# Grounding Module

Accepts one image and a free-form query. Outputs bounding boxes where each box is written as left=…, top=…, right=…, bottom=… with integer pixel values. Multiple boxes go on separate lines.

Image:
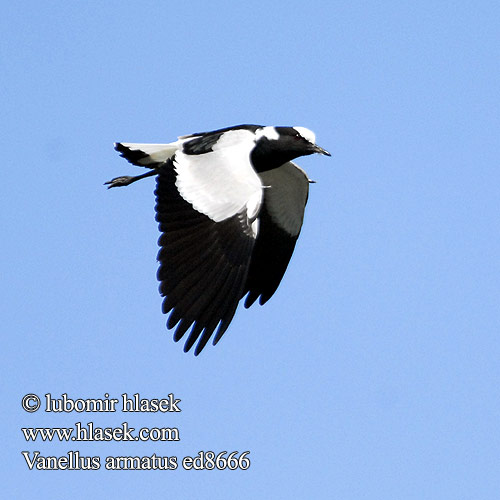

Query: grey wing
left=243, top=162, right=310, bottom=308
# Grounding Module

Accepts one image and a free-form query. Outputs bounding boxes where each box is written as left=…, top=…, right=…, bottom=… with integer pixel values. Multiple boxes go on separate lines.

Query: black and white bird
left=106, top=124, right=330, bottom=355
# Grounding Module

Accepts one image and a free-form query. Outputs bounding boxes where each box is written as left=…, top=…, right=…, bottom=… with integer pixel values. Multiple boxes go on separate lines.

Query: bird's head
left=252, top=126, right=330, bottom=172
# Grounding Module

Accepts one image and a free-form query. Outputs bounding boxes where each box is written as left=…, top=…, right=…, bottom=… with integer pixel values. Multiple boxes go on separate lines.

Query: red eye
left=294, top=134, right=302, bottom=141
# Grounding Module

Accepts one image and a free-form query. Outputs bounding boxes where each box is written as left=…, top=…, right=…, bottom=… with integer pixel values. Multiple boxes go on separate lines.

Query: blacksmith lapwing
left=106, top=124, right=330, bottom=354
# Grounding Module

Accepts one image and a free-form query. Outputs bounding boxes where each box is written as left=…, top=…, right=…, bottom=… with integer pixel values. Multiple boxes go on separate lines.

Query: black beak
left=311, top=144, right=331, bottom=156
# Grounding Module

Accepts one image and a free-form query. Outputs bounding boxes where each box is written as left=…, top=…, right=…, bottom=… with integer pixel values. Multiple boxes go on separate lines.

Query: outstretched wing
left=243, top=162, right=310, bottom=308
left=154, top=129, right=263, bottom=355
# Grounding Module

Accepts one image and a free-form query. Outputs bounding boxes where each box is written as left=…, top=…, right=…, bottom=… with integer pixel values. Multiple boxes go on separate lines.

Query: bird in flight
left=106, top=124, right=330, bottom=355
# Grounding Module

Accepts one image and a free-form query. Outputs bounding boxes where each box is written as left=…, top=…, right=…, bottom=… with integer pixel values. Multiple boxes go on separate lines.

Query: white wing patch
left=174, top=129, right=263, bottom=225
left=258, top=162, right=309, bottom=236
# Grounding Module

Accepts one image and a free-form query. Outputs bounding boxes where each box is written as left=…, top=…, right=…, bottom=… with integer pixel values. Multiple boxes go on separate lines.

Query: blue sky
left=2, top=1, right=499, bottom=498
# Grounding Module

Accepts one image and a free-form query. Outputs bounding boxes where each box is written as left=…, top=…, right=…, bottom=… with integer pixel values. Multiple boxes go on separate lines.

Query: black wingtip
left=243, top=292, right=258, bottom=309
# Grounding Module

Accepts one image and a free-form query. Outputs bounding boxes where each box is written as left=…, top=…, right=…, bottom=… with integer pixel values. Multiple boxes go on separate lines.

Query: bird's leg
left=104, top=169, right=158, bottom=189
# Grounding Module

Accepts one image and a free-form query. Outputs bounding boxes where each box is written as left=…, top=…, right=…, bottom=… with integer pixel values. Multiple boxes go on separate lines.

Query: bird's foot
left=104, top=176, right=135, bottom=188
